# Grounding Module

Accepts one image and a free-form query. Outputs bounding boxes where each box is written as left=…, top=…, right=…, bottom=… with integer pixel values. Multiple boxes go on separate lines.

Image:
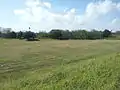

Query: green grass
left=0, top=39, right=120, bottom=90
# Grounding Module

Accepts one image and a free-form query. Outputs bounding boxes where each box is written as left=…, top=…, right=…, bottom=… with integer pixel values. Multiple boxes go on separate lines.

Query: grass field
left=0, top=39, right=120, bottom=90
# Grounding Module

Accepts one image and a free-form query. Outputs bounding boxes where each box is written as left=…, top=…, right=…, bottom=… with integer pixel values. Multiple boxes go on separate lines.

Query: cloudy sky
left=0, top=0, right=120, bottom=32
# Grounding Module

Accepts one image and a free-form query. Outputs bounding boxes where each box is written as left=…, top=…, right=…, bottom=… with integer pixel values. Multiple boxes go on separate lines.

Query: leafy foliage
left=50, top=29, right=62, bottom=39
left=48, top=29, right=108, bottom=40
left=0, top=28, right=119, bottom=40
left=103, top=29, right=112, bottom=37
left=23, top=31, right=37, bottom=41
left=87, top=30, right=103, bottom=40
left=37, top=32, right=49, bottom=39
left=17, top=31, right=23, bottom=39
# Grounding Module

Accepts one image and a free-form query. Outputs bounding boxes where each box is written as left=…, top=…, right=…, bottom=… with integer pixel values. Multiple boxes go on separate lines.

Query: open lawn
left=0, top=39, right=120, bottom=90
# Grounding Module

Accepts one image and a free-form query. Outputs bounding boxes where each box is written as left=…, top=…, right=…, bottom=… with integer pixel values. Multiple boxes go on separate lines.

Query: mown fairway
left=1, top=39, right=120, bottom=90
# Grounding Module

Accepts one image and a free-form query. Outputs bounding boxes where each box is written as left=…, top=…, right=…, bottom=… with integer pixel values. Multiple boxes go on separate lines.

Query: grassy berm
left=0, top=39, right=120, bottom=90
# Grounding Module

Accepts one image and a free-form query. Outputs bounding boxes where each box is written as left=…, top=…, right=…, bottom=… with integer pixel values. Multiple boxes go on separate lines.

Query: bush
left=50, top=29, right=62, bottom=39
left=23, top=31, right=37, bottom=41
left=103, top=29, right=112, bottom=38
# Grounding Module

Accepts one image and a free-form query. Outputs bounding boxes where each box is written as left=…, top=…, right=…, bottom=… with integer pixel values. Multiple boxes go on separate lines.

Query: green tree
left=23, top=31, right=37, bottom=41
left=50, top=29, right=62, bottom=39
left=70, top=30, right=88, bottom=40
left=17, top=31, right=23, bottom=39
left=60, top=30, right=71, bottom=40
left=88, top=30, right=102, bottom=40
left=38, top=32, right=49, bottom=39
left=9, top=31, right=17, bottom=38
left=0, top=31, right=1, bottom=37
left=103, top=29, right=112, bottom=38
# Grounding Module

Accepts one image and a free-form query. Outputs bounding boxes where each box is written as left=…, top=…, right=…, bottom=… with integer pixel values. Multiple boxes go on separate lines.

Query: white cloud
left=14, top=0, right=81, bottom=31
left=14, top=0, right=120, bottom=31
left=64, top=8, right=69, bottom=12
left=43, top=2, right=51, bottom=8
left=112, top=18, right=120, bottom=25
left=25, top=0, right=40, bottom=7
left=117, top=3, right=120, bottom=9
left=14, top=10, right=25, bottom=15
left=107, top=18, right=120, bottom=30
left=81, top=0, right=120, bottom=24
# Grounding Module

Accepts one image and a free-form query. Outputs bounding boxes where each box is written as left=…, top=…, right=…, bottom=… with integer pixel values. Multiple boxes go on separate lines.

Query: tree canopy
left=0, top=28, right=117, bottom=40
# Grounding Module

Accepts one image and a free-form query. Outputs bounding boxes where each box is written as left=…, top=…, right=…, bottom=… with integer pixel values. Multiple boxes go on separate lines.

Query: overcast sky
left=0, top=0, right=120, bottom=32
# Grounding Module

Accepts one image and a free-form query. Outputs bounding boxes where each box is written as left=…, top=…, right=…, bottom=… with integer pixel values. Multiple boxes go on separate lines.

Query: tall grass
left=0, top=39, right=120, bottom=90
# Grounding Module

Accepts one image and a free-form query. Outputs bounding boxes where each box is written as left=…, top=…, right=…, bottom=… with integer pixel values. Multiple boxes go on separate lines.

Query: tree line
left=39, top=29, right=112, bottom=40
left=0, top=29, right=118, bottom=40
left=0, top=30, right=37, bottom=41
